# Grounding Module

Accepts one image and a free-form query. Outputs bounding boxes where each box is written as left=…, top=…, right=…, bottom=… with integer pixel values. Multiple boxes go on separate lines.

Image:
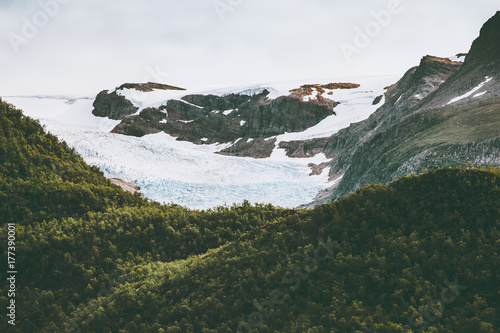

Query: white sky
left=0, top=0, right=498, bottom=96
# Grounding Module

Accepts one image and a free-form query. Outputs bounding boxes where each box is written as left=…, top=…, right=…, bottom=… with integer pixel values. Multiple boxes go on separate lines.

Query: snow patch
left=177, top=99, right=203, bottom=109
left=223, top=109, right=236, bottom=115
left=303, top=90, right=319, bottom=102
left=2, top=96, right=119, bottom=132
left=447, top=77, right=492, bottom=105
left=273, top=76, right=393, bottom=143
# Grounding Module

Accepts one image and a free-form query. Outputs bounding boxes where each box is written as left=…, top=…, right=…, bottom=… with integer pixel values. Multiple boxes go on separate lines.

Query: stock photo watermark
left=213, top=0, right=244, bottom=21
left=3, top=224, right=17, bottom=326
left=340, top=0, right=408, bottom=63
left=7, top=0, right=72, bottom=54
left=408, top=277, right=467, bottom=332
left=236, top=235, right=340, bottom=332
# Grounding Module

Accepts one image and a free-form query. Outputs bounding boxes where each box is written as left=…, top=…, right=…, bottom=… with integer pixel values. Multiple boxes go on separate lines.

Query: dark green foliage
left=0, top=99, right=498, bottom=332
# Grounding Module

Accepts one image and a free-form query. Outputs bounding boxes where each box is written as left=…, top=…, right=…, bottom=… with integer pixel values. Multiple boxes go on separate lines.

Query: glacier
left=3, top=76, right=396, bottom=209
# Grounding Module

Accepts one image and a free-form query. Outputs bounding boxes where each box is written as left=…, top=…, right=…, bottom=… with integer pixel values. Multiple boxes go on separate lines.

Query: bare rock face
left=278, top=138, right=329, bottom=158
left=417, top=11, right=500, bottom=110
left=288, top=13, right=500, bottom=206
left=92, top=83, right=186, bottom=120
left=383, top=55, right=462, bottom=114
left=92, top=90, right=138, bottom=120
left=217, top=138, right=277, bottom=158
left=111, top=108, right=164, bottom=137
left=109, top=178, right=142, bottom=196
left=92, top=81, right=376, bottom=157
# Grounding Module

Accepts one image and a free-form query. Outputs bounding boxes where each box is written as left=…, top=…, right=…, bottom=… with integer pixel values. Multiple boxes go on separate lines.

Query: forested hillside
left=0, top=99, right=499, bottom=332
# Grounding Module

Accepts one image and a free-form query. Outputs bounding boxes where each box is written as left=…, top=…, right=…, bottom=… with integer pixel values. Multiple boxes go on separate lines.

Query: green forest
left=0, top=98, right=498, bottom=332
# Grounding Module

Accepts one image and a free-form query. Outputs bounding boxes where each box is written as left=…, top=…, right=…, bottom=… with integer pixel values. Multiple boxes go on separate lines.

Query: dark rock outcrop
left=278, top=138, right=329, bottom=158
left=92, top=90, right=139, bottom=120
left=217, top=138, right=277, bottom=158
left=118, top=82, right=185, bottom=92
left=92, top=83, right=186, bottom=120
left=111, top=108, right=164, bottom=137
left=416, top=11, right=500, bottom=109
left=372, top=95, right=383, bottom=105
left=463, top=11, right=500, bottom=71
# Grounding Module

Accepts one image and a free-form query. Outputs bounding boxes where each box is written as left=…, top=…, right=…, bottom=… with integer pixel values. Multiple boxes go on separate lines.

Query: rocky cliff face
left=92, top=90, right=139, bottom=120
left=383, top=55, right=462, bottom=114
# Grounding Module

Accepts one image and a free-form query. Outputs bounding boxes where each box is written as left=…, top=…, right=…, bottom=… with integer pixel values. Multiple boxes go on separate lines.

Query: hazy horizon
left=0, top=0, right=498, bottom=97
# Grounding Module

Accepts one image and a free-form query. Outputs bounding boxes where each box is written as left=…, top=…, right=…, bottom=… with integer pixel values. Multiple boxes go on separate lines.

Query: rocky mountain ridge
left=92, top=82, right=365, bottom=158
left=296, top=12, right=500, bottom=205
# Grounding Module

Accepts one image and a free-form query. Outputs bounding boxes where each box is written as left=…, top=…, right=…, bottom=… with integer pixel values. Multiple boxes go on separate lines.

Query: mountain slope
left=98, top=168, right=497, bottom=333
left=285, top=12, right=500, bottom=205
left=0, top=98, right=289, bottom=331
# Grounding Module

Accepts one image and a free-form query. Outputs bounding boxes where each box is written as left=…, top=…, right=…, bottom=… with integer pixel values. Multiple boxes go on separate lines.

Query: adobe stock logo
left=213, top=0, right=244, bottom=21
left=340, top=0, right=404, bottom=63
left=7, top=0, right=71, bottom=54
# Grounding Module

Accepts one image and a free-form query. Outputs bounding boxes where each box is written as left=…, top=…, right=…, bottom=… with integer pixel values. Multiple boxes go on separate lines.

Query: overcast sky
left=0, top=0, right=498, bottom=96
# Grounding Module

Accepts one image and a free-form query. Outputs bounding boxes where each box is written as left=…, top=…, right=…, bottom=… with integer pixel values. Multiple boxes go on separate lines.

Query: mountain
left=3, top=14, right=500, bottom=211
left=285, top=12, right=500, bottom=205
left=92, top=82, right=356, bottom=158
left=1, top=97, right=499, bottom=332
left=83, top=12, right=500, bottom=208
left=4, top=76, right=391, bottom=209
